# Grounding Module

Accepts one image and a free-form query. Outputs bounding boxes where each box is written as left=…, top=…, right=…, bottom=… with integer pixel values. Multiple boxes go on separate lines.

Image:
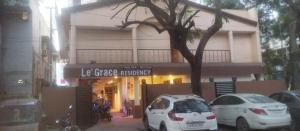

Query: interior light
left=21, top=11, right=29, bottom=21
left=170, top=79, right=174, bottom=84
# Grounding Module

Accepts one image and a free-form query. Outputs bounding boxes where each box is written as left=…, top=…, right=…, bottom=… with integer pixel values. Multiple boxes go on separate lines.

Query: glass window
left=0, top=105, right=39, bottom=126
left=161, top=98, right=170, bottom=109
left=227, top=96, right=245, bottom=105
left=174, top=99, right=210, bottom=113
left=151, top=99, right=161, bottom=109
left=244, top=95, right=276, bottom=104
left=281, top=94, right=295, bottom=103
left=151, top=98, right=169, bottom=109
left=212, top=96, right=227, bottom=105
left=270, top=94, right=282, bottom=101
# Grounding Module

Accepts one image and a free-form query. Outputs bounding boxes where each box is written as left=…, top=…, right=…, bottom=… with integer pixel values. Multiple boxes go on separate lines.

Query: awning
left=64, top=63, right=264, bottom=79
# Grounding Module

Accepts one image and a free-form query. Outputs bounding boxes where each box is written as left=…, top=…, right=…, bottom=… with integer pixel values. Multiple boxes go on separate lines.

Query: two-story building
left=61, top=0, right=264, bottom=125
left=0, top=0, right=53, bottom=99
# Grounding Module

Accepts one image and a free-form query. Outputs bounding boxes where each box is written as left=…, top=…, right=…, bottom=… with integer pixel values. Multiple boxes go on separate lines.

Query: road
left=85, top=113, right=290, bottom=131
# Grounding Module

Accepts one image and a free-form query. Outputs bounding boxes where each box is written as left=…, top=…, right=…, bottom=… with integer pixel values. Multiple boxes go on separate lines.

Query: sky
left=39, top=0, right=72, bottom=51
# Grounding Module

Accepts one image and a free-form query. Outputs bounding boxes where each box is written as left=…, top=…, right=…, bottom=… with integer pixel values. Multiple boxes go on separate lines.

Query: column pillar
left=70, top=26, right=77, bottom=64
left=133, top=77, right=140, bottom=105
left=228, top=31, right=234, bottom=62
left=132, top=28, right=138, bottom=63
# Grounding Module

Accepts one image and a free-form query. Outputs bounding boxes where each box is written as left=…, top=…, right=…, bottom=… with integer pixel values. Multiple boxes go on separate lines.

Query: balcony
left=76, top=49, right=133, bottom=63
left=76, top=49, right=231, bottom=64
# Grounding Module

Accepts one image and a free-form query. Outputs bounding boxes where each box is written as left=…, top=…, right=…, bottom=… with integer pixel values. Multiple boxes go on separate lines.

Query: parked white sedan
left=210, top=93, right=291, bottom=131
left=144, top=95, right=218, bottom=131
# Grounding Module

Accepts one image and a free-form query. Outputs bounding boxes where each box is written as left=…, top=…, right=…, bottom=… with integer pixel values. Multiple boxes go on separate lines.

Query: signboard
left=81, top=66, right=152, bottom=78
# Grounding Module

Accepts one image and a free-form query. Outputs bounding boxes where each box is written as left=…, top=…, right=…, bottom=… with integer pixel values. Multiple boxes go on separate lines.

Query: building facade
left=0, top=0, right=53, bottom=98
left=61, top=0, right=264, bottom=124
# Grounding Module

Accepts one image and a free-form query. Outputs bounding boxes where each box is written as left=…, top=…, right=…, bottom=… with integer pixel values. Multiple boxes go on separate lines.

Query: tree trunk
left=289, top=21, right=300, bottom=90
left=171, top=48, right=182, bottom=63
left=190, top=63, right=202, bottom=96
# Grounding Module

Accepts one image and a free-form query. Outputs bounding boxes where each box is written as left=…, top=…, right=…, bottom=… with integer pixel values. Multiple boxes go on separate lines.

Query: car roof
left=160, top=94, right=205, bottom=101
left=0, top=98, right=39, bottom=107
left=222, top=93, right=265, bottom=98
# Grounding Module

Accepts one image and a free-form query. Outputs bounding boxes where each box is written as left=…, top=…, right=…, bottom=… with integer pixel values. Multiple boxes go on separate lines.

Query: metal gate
left=215, top=82, right=236, bottom=97
left=76, top=80, right=93, bottom=128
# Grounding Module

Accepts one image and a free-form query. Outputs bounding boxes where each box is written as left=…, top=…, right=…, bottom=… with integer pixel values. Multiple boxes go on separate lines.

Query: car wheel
left=143, top=116, right=151, bottom=131
left=160, top=125, right=167, bottom=131
left=237, top=118, right=251, bottom=131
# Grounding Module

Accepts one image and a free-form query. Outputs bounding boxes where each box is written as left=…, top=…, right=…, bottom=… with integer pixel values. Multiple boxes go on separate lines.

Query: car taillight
left=168, top=111, right=184, bottom=121
left=206, top=113, right=216, bottom=120
left=249, top=108, right=268, bottom=115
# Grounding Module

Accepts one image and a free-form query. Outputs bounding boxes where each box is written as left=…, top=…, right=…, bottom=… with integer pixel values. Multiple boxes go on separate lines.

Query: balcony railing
left=76, top=49, right=231, bottom=64
left=138, top=49, right=231, bottom=63
left=76, top=49, right=133, bottom=63
left=190, top=49, right=231, bottom=63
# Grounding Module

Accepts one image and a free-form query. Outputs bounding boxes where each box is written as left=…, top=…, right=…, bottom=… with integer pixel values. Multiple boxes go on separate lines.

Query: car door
left=210, top=96, right=229, bottom=124
left=147, top=99, right=160, bottom=128
left=150, top=98, right=165, bottom=129
left=156, top=98, right=170, bottom=123
left=281, top=93, right=299, bottom=119
left=225, top=96, right=245, bottom=126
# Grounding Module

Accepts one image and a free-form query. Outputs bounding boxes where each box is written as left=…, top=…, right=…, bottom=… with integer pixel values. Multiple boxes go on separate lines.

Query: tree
left=112, top=0, right=224, bottom=95
left=262, top=45, right=285, bottom=79
left=284, top=0, right=300, bottom=90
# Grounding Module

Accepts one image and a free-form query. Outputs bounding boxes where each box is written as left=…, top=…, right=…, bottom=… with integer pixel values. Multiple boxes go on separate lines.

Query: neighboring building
left=0, top=0, right=53, bottom=98
left=61, top=0, right=264, bottom=125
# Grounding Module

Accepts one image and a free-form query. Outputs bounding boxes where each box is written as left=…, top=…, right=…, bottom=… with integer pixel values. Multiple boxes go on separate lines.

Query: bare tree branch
left=125, top=5, right=138, bottom=22
left=178, top=5, right=189, bottom=25
left=195, top=0, right=223, bottom=59
left=111, top=2, right=136, bottom=19
left=183, top=10, right=200, bottom=27
left=119, top=21, right=166, bottom=33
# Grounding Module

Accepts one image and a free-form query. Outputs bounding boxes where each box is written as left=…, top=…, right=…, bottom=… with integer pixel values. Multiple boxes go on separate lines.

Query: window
left=212, top=96, right=229, bottom=105
left=244, top=95, right=276, bottom=104
left=174, top=99, right=210, bottom=113
left=151, top=98, right=169, bottom=109
left=270, top=93, right=282, bottom=101
left=227, top=96, right=245, bottom=105
left=281, top=94, right=295, bottom=103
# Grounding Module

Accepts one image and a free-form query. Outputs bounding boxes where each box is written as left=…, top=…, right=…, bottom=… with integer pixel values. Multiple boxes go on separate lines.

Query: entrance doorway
left=76, top=77, right=137, bottom=127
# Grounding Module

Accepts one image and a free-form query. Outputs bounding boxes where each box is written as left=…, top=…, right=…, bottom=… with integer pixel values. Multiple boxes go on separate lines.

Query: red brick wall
left=42, top=87, right=76, bottom=126
left=236, top=80, right=287, bottom=96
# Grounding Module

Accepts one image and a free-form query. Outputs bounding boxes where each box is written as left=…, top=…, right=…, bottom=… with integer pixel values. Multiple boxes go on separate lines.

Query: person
left=124, top=99, right=132, bottom=116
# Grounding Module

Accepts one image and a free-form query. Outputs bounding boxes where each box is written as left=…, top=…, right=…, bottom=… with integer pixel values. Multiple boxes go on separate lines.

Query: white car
left=210, top=93, right=291, bottom=131
left=143, top=95, right=218, bottom=131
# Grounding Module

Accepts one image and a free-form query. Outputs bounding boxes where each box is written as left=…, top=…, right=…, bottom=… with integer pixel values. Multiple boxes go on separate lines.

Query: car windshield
left=244, top=95, right=276, bottom=104
left=174, top=99, right=210, bottom=113
left=0, top=104, right=39, bottom=126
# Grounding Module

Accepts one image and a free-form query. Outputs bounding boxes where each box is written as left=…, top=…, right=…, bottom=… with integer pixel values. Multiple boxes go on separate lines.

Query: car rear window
left=244, top=95, right=276, bottom=104
left=173, top=99, right=210, bottom=113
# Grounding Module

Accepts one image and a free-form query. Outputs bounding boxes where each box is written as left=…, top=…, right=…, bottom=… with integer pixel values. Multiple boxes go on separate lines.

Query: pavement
left=84, top=113, right=290, bottom=131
